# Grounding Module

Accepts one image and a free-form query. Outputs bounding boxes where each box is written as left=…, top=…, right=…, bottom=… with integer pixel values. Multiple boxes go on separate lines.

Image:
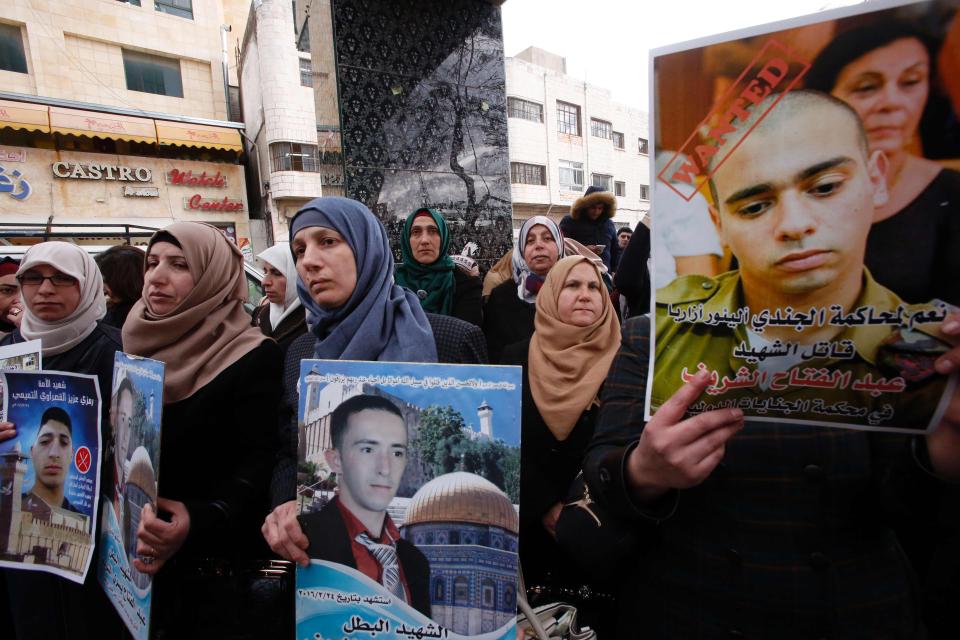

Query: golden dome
left=404, top=472, right=518, bottom=534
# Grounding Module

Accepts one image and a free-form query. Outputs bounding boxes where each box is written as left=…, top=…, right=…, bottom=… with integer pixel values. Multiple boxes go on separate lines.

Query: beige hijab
left=122, top=222, right=266, bottom=403
left=528, top=255, right=621, bottom=440
left=18, top=242, right=106, bottom=356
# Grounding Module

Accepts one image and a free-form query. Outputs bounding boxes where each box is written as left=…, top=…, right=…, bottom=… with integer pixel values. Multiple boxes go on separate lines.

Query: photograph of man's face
left=113, top=385, right=135, bottom=472
left=708, top=93, right=887, bottom=306
left=31, top=416, right=72, bottom=493
left=326, top=408, right=408, bottom=522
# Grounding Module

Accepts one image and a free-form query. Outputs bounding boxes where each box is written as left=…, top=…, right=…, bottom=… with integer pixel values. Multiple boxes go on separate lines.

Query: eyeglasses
left=17, top=272, right=78, bottom=287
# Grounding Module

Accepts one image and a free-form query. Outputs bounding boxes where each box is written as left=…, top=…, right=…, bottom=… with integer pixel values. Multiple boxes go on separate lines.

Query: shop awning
left=49, top=106, right=158, bottom=144
left=0, top=99, right=50, bottom=133
left=155, top=120, right=243, bottom=152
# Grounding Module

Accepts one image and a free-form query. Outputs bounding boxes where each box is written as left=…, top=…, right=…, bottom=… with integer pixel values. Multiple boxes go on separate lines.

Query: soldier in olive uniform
left=653, top=90, right=952, bottom=431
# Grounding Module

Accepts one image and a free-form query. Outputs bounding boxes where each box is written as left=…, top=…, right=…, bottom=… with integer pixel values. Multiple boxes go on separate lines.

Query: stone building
left=0, top=0, right=255, bottom=253
left=506, top=46, right=651, bottom=228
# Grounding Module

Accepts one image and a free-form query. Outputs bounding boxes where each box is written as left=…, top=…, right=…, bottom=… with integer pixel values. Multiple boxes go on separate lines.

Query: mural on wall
left=332, top=0, right=513, bottom=270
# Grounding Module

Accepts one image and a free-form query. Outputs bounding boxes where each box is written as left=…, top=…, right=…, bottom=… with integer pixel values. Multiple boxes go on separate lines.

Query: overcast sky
left=501, top=0, right=864, bottom=110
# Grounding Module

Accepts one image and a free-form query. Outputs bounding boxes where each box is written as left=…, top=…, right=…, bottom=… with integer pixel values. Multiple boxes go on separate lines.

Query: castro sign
left=52, top=162, right=152, bottom=182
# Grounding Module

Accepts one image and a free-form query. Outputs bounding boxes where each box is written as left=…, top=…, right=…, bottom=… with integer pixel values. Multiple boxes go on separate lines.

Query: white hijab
left=257, top=243, right=302, bottom=329
left=18, top=242, right=106, bottom=356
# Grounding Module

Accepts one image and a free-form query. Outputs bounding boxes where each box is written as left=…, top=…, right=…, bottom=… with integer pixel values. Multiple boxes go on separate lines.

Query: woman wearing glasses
left=0, top=242, right=124, bottom=639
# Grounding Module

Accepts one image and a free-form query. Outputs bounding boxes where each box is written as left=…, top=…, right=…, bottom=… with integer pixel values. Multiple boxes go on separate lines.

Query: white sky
left=501, top=0, right=864, bottom=110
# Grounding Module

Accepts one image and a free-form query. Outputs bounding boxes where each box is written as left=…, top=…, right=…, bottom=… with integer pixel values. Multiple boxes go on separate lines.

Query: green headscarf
left=395, top=208, right=456, bottom=315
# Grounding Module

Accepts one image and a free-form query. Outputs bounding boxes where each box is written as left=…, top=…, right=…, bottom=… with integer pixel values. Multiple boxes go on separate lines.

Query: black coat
left=158, top=340, right=282, bottom=564
left=1, top=322, right=124, bottom=640
left=450, top=268, right=482, bottom=327
left=482, top=280, right=535, bottom=364
left=613, top=224, right=651, bottom=317
left=148, top=340, right=282, bottom=638
left=501, top=338, right=598, bottom=587
left=559, top=214, right=621, bottom=270
left=299, top=500, right=431, bottom=617
left=252, top=303, right=309, bottom=355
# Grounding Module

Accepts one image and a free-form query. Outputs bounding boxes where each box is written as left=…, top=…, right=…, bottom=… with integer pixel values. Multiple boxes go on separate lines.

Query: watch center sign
left=166, top=168, right=228, bottom=187
left=184, top=194, right=244, bottom=212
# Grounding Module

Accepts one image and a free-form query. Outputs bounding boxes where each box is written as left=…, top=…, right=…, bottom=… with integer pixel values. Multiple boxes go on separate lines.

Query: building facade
left=0, top=0, right=253, bottom=253
left=238, top=0, right=324, bottom=246
left=506, top=47, right=650, bottom=228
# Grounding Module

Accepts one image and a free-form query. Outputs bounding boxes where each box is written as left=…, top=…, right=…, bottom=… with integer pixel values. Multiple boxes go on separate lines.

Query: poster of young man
left=647, top=0, right=960, bottom=433
left=0, top=370, right=101, bottom=584
left=295, top=360, right=521, bottom=640
left=97, top=353, right=164, bottom=640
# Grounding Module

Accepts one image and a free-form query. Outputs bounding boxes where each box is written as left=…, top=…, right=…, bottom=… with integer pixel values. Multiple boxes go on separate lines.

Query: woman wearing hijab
left=253, top=243, right=307, bottom=353
left=806, top=21, right=960, bottom=305
left=482, top=215, right=564, bottom=363
left=395, top=207, right=482, bottom=326
left=262, top=196, right=487, bottom=568
left=122, top=222, right=282, bottom=639
left=501, top=255, right=621, bottom=634
left=0, top=242, right=123, bottom=639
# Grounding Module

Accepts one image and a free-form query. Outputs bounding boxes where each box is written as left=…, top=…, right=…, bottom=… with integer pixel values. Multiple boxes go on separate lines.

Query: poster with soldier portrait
left=295, top=359, right=521, bottom=640
left=0, top=370, right=101, bottom=583
left=647, top=0, right=960, bottom=432
left=97, top=353, right=164, bottom=640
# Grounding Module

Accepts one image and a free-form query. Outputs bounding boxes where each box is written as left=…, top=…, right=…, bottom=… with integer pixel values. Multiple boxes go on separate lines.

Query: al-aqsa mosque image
left=402, top=472, right=518, bottom=635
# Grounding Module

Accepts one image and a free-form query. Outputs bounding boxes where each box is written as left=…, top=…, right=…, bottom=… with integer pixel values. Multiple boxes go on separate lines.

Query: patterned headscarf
left=512, top=216, right=564, bottom=303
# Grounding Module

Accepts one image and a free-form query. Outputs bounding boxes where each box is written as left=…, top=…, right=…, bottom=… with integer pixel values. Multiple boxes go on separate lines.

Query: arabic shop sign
left=0, top=148, right=25, bottom=162
left=184, top=194, right=244, bottom=212
left=166, top=168, right=227, bottom=188
left=52, top=162, right=152, bottom=182
left=0, top=165, right=31, bottom=200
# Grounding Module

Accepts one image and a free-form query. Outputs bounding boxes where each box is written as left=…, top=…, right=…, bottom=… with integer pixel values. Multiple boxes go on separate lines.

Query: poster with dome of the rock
left=295, top=360, right=521, bottom=640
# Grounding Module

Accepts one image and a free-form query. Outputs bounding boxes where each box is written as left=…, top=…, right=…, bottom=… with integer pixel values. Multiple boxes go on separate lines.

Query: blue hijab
left=290, top=197, right=437, bottom=362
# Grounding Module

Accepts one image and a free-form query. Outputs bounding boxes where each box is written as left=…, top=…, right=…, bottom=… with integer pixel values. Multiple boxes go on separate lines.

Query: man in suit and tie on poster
left=299, top=394, right=431, bottom=616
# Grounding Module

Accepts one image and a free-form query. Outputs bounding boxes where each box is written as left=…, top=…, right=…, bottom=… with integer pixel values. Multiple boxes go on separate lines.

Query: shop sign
left=0, top=165, right=31, bottom=200
left=166, top=168, right=227, bottom=188
left=184, top=194, right=244, bottom=212
left=122, top=185, right=160, bottom=198
left=52, top=162, right=152, bottom=182
left=0, top=148, right=25, bottom=162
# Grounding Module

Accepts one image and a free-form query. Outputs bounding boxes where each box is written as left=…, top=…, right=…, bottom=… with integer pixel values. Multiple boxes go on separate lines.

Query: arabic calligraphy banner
left=97, top=353, right=165, bottom=640
left=646, top=0, right=960, bottom=433
left=0, top=370, right=101, bottom=583
left=295, top=360, right=521, bottom=640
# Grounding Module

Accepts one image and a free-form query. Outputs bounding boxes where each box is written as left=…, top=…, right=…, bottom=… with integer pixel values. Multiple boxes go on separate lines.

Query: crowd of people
left=1, top=19, right=960, bottom=639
